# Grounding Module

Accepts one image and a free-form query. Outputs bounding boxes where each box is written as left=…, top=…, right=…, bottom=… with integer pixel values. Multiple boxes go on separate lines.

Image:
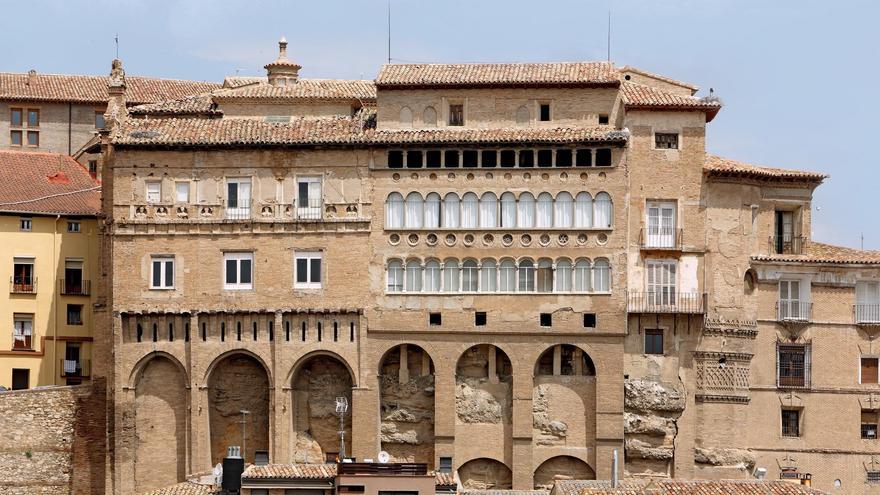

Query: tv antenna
left=239, top=409, right=251, bottom=462
left=335, top=397, right=349, bottom=460
left=387, top=0, right=392, bottom=63
left=114, top=33, right=119, bottom=59
left=606, top=11, right=612, bottom=62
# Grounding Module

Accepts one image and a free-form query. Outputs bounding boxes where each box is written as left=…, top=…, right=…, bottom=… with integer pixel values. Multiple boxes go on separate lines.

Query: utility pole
left=335, top=397, right=349, bottom=460
left=239, top=409, right=250, bottom=462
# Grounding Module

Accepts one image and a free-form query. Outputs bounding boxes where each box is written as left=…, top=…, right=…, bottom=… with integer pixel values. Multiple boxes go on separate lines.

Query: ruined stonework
left=623, top=379, right=685, bottom=477
left=292, top=357, right=353, bottom=462
left=458, top=458, right=513, bottom=490
left=694, top=447, right=756, bottom=470
left=533, top=455, right=594, bottom=490
left=208, top=355, right=270, bottom=465
left=379, top=345, right=435, bottom=464
left=532, top=378, right=594, bottom=447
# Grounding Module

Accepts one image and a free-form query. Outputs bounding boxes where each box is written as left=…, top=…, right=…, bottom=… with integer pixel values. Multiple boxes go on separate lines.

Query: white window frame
left=223, top=252, right=254, bottom=290
left=226, top=177, right=252, bottom=218
left=778, top=278, right=809, bottom=320
left=175, top=181, right=190, bottom=203
left=856, top=281, right=880, bottom=324
left=67, top=220, right=81, bottom=233
left=646, top=259, right=677, bottom=305
left=653, top=131, right=680, bottom=150
left=646, top=201, right=676, bottom=248
left=145, top=180, right=162, bottom=204
left=150, top=256, right=175, bottom=290
left=296, top=176, right=322, bottom=219
left=294, top=251, right=323, bottom=289
left=19, top=217, right=32, bottom=232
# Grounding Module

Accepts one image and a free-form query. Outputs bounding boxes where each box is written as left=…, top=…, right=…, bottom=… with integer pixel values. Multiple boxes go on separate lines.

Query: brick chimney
left=264, top=37, right=301, bottom=86
left=27, top=69, right=36, bottom=86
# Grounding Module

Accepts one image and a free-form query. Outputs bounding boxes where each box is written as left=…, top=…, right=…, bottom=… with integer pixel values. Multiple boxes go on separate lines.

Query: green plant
left=24, top=450, right=32, bottom=459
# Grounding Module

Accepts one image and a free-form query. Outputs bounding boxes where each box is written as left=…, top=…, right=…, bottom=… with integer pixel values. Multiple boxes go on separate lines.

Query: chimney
left=103, top=59, right=128, bottom=132
left=264, top=36, right=301, bottom=86
left=221, top=446, right=244, bottom=495
left=27, top=69, right=36, bottom=86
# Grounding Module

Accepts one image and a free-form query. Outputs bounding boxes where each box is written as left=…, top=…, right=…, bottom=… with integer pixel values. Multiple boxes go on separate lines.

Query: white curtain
left=424, top=193, right=441, bottom=228
left=461, top=193, right=479, bottom=228
left=405, top=260, right=422, bottom=292
left=536, top=193, right=553, bottom=228
left=500, top=192, right=517, bottom=228
left=405, top=192, right=423, bottom=228
left=594, top=192, right=612, bottom=228
left=593, top=258, right=610, bottom=292
left=443, top=259, right=459, bottom=292
left=574, top=259, right=591, bottom=292
left=499, top=260, right=516, bottom=292
left=424, top=260, right=441, bottom=292
left=387, top=260, right=404, bottom=292
left=480, top=260, right=497, bottom=292
left=556, top=259, right=572, bottom=292
left=443, top=193, right=460, bottom=228
left=518, top=259, right=535, bottom=292
left=479, top=193, right=498, bottom=228
left=574, top=192, right=593, bottom=228
left=462, top=260, right=479, bottom=291
left=518, top=193, right=535, bottom=228
left=555, top=192, right=573, bottom=228
left=386, top=193, right=404, bottom=228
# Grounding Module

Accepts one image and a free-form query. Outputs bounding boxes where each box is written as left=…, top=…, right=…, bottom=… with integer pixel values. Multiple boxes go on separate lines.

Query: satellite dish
left=378, top=451, right=390, bottom=464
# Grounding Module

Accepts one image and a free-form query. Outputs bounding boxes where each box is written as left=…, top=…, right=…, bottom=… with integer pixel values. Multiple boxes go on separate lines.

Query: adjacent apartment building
left=93, top=41, right=880, bottom=494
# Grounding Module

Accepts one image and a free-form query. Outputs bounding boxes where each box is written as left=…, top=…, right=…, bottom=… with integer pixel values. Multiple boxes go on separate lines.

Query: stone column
left=488, top=345, right=498, bottom=384
left=351, top=386, right=379, bottom=461
left=511, top=349, right=534, bottom=490
left=433, top=354, right=455, bottom=469
left=399, top=344, right=409, bottom=384
left=553, top=345, right=562, bottom=376
left=273, top=311, right=287, bottom=464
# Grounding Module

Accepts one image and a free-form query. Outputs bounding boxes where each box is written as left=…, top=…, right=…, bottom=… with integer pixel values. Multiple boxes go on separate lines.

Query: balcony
left=60, top=279, right=91, bottom=296
left=627, top=291, right=705, bottom=314
left=770, top=235, right=805, bottom=255
left=639, top=227, right=683, bottom=250
left=60, top=359, right=90, bottom=378
left=292, top=198, right=323, bottom=220
left=10, top=277, right=37, bottom=294
left=855, top=304, right=880, bottom=325
left=776, top=301, right=812, bottom=323
left=337, top=462, right=428, bottom=476
left=224, top=199, right=252, bottom=220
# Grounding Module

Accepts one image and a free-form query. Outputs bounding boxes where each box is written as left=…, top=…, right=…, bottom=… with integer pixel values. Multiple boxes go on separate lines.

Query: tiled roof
left=621, top=82, right=721, bottom=121
left=242, top=463, right=337, bottom=480
left=0, top=150, right=100, bottom=216
left=459, top=491, right=547, bottom=495
left=434, top=470, right=457, bottom=488
left=376, top=62, right=618, bottom=88
left=129, top=94, right=219, bottom=116
left=0, top=72, right=218, bottom=104
left=752, top=241, right=880, bottom=265
left=213, top=80, right=376, bottom=101
left=704, top=155, right=827, bottom=183
left=553, top=479, right=828, bottom=495
left=141, top=481, right=218, bottom=495
left=223, top=76, right=267, bottom=88
left=618, top=65, right=700, bottom=92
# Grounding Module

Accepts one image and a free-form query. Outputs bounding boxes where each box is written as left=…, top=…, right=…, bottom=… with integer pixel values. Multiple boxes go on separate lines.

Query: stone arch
left=399, top=106, right=413, bottom=127
left=207, top=352, right=270, bottom=465
left=128, top=350, right=188, bottom=389
left=134, top=354, right=188, bottom=494
left=203, top=348, right=272, bottom=385
left=290, top=353, right=355, bottom=463
left=532, top=345, right=596, bottom=450
left=378, top=344, right=435, bottom=466
left=458, top=457, right=512, bottom=490
left=533, top=455, right=594, bottom=489
left=455, top=345, right=513, bottom=467
left=423, top=106, right=437, bottom=127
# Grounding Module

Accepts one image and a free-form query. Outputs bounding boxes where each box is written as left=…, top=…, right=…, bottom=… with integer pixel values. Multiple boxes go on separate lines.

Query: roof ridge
left=0, top=71, right=217, bottom=84
left=381, top=60, right=614, bottom=66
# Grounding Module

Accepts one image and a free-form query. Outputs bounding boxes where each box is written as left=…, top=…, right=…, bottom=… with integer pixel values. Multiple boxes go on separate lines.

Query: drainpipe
left=53, top=214, right=60, bottom=384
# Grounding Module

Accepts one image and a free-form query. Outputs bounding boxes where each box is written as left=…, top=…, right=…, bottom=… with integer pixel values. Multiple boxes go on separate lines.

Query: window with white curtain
left=500, top=259, right=516, bottom=292
left=536, top=259, right=553, bottom=292
left=480, top=259, right=497, bottom=292
left=518, top=259, right=535, bottom=292
left=443, top=259, right=460, bottom=292
left=536, top=193, right=553, bottom=228
left=556, top=259, right=572, bottom=292
left=461, top=193, right=479, bottom=228
left=462, top=260, right=479, bottom=291
left=479, top=193, right=498, bottom=228
left=405, top=260, right=423, bottom=292
left=594, top=192, right=612, bottom=228
left=593, top=258, right=611, bottom=292
left=574, top=192, right=593, bottom=228
left=387, top=260, right=403, bottom=292
left=424, top=193, right=441, bottom=228
left=555, top=192, right=573, bottom=228
left=518, top=193, right=535, bottom=228
left=425, top=259, right=441, bottom=292
left=646, top=260, right=676, bottom=305
left=405, top=192, right=424, bottom=228
left=443, top=193, right=460, bottom=228
left=575, top=259, right=592, bottom=292
left=386, top=193, right=404, bottom=228
left=500, top=192, right=517, bottom=228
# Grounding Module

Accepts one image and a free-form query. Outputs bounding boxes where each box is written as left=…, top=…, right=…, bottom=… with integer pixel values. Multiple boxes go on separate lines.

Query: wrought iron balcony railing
left=60, top=279, right=91, bottom=296
left=627, top=291, right=705, bottom=314
left=776, top=301, right=812, bottom=322
left=855, top=304, right=880, bottom=325
left=639, top=227, right=683, bottom=250
left=770, top=235, right=805, bottom=255
left=10, top=276, right=36, bottom=294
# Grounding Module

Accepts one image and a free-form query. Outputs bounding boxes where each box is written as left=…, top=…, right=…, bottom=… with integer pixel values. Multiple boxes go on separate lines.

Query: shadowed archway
left=207, top=353, right=270, bottom=465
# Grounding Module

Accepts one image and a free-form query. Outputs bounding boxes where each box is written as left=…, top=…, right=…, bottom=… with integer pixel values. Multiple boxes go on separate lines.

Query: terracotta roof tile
left=704, top=155, right=827, bottom=182
left=434, top=470, right=457, bottom=488
left=621, top=82, right=721, bottom=122
left=141, top=481, right=219, bottom=495
left=242, top=463, right=337, bottom=480
left=0, top=72, right=218, bottom=104
left=213, top=80, right=376, bottom=101
left=458, top=491, right=547, bottom=495
left=0, top=150, right=100, bottom=215
left=129, top=94, right=219, bottom=116
left=376, top=62, right=618, bottom=88
left=553, top=479, right=828, bottom=495
left=618, top=65, right=700, bottom=92
left=752, top=241, right=880, bottom=265
left=223, top=76, right=267, bottom=88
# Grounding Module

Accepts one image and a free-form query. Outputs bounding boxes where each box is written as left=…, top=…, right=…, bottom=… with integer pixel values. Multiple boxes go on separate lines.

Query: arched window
left=536, top=193, right=553, bottom=228
left=405, top=260, right=422, bottom=292
left=499, top=259, right=516, bottom=292
left=594, top=258, right=611, bottom=292
left=405, top=192, right=423, bottom=229
left=574, top=192, right=593, bottom=228
left=443, top=193, right=460, bottom=228
left=386, top=192, right=404, bottom=228
left=480, top=259, right=497, bottom=292
left=556, top=259, right=573, bottom=292
left=443, top=259, right=459, bottom=292
left=516, top=105, right=530, bottom=125
left=518, top=258, right=535, bottom=292
left=594, top=192, right=612, bottom=228
left=500, top=192, right=517, bottom=227
left=423, top=106, right=437, bottom=127
left=462, top=259, right=479, bottom=292
left=479, top=192, right=498, bottom=228
left=424, top=193, right=441, bottom=228
left=574, top=259, right=591, bottom=292
left=387, top=260, right=403, bottom=292
left=536, top=259, right=553, bottom=292
left=518, top=193, right=535, bottom=228
left=555, top=192, right=573, bottom=228
left=399, top=106, right=413, bottom=128
left=424, top=259, right=441, bottom=292
left=461, top=193, right=479, bottom=228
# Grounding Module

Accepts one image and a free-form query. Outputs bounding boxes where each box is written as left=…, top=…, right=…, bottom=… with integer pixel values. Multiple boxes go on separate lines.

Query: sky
left=2, top=0, right=877, bottom=249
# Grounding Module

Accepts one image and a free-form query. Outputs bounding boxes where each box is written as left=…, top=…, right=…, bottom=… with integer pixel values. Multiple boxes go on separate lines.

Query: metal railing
left=856, top=304, right=880, bottom=325
left=770, top=235, right=805, bottom=255
left=224, top=199, right=252, bottom=220
left=776, top=301, right=812, bottom=322
left=338, top=462, right=428, bottom=476
left=627, top=291, right=705, bottom=314
left=60, top=279, right=91, bottom=296
left=10, top=276, right=37, bottom=294
left=60, top=359, right=90, bottom=378
left=639, top=227, right=683, bottom=250
left=292, top=198, right=323, bottom=220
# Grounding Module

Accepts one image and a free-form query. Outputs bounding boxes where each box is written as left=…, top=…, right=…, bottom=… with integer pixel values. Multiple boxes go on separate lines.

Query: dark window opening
left=66, top=305, right=83, bottom=325
left=448, top=104, right=464, bottom=126
left=168, top=322, right=173, bottom=342
left=519, top=150, right=534, bottom=168
left=576, top=149, right=592, bottom=167
left=862, top=411, right=878, bottom=439
left=185, top=322, right=190, bottom=342
left=318, top=321, right=322, bottom=342
left=539, top=313, right=552, bottom=327
left=152, top=323, right=158, bottom=343
left=201, top=322, right=206, bottom=341
left=537, top=149, right=553, bottom=167
left=137, top=324, right=143, bottom=343
left=475, top=311, right=487, bottom=326
left=500, top=150, right=516, bottom=168
left=388, top=150, right=403, bottom=169
left=333, top=321, right=338, bottom=342
left=426, top=150, right=442, bottom=168
left=583, top=313, right=597, bottom=328
left=782, top=409, right=801, bottom=437
left=406, top=150, right=423, bottom=168
left=350, top=322, right=355, bottom=341
left=12, top=369, right=29, bottom=390
left=301, top=321, right=307, bottom=341
left=645, top=329, right=663, bottom=355
left=220, top=322, right=225, bottom=342
left=236, top=322, right=242, bottom=341
left=444, top=149, right=460, bottom=168
left=481, top=150, right=497, bottom=168
left=596, top=148, right=612, bottom=167
left=268, top=320, right=274, bottom=342
left=462, top=150, right=478, bottom=168
left=655, top=132, right=679, bottom=149
left=598, top=114, right=609, bottom=125
left=429, top=312, right=442, bottom=326
left=284, top=321, right=290, bottom=341
left=539, top=104, right=551, bottom=121
left=253, top=321, right=258, bottom=341
left=439, top=456, right=453, bottom=473
left=556, top=149, right=572, bottom=167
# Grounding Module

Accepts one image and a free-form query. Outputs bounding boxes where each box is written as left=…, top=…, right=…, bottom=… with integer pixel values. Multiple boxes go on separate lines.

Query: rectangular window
left=67, top=221, right=81, bottom=233
left=11, top=368, right=29, bottom=390
left=150, top=256, right=175, bottom=289
left=869, top=471, right=880, bottom=484
left=655, top=132, right=678, bottom=149
left=294, top=251, right=322, bottom=289
left=174, top=182, right=190, bottom=203
left=862, top=357, right=879, bottom=384
left=475, top=312, right=487, bottom=326
left=583, top=313, right=597, bottom=328
left=10, top=108, right=22, bottom=126
left=296, top=177, right=322, bottom=219
left=500, top=149, right=516, bottom=168
left=646, top=260, right=677, bottom=306
left=481, top=150, right=497, bottom=168
left=387, top=150, right=404, bottom=168
left=862, top=411, right=878, bottom=439
left=539, top=103, right=551, bottom=121
left=26, top=131, right=39, bottom=147
left=425, top=150, right=442, bottom=168
left=19, top=218, right=32, bottom=231
left=439, top=456, right=453, bottom=473
left=857, top=281, right=880, bottom=324
left=774, top=210, right=798, bottom=254
left=63, top=259, right=85, bottom=295
left=12, top=257, right=34, bottom=292
left=539, top=313, right=552, bottom=327
left=555, top=149, right=572, bottom=167
left=645, top=329, right=664, bottom=355
left=448, top=104, right=464, bottom=126
left=12, top=314, right=33, bottom=350
left=223, top=252, right=253, bottom=290
left=95, top=111, right=105, bottom=129
left=598, top=114, right=609, bottom=125
left=778, top=344, right=809, bottom=388
left=226, top=178, right=252, bottom=219
left=595, top=148, right=612, bottom=166
left=145, top=181, right=161, bottom=203
left=645, top=201, right=677, bottom=248
left=519, top=149, right=534, bottom=168
left=10, top=130, right=22, bottom=146
left=66, top=304, right=83, bottom=325
left=781, top=409, right=800, bottom=437
left=87, top=160, right=98, bottom=179
left=462, top=150, right=478, bottom=168
left=27, top=109, right=39, bottom=127
left=778, top=280, right=807, bottom=320
left=429, top=312, right=442, bottom=326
